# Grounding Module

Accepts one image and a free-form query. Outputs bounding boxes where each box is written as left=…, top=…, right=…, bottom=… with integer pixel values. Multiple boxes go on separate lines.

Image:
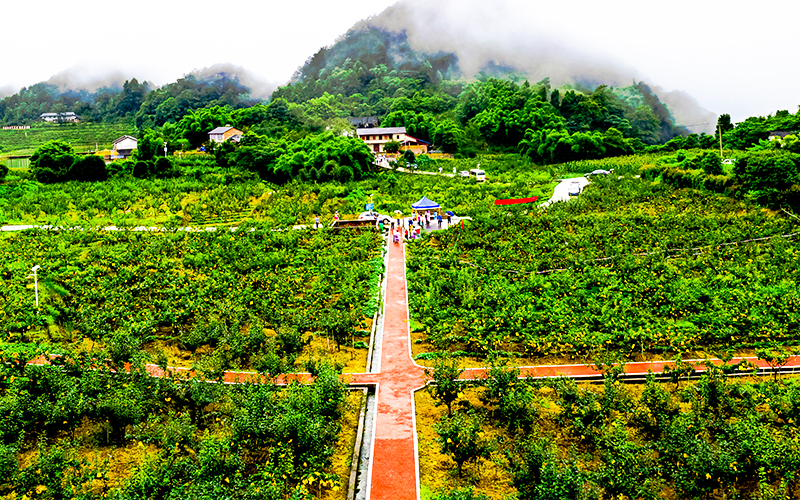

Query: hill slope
left=287, top=0, right=715, bottom=134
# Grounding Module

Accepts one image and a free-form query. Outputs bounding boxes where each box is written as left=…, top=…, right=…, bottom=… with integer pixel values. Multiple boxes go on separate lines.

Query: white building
left=111, top=135, right=137, bottom=159
left=40, top=112, right=80, bottom=123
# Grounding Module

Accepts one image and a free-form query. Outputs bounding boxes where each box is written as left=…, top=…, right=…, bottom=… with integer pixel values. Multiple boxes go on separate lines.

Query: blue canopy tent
left=411, top=196, right=441, bottom=214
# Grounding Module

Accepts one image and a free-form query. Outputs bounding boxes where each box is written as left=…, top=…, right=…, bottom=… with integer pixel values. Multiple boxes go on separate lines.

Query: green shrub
left=425, top=356, right=466, bottom=417
left=699, top=151, right=723, bottom=175
left=433, top=487, right=489, bottom=500
left=434, top=411, right=490, bottom=477
left=507, top=438, right=586, bottom=500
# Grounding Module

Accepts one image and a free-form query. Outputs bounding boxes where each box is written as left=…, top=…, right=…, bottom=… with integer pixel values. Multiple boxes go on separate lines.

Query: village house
left=356, top=127, right=429, bottom=154
left=208, top=126, right=243, bottom=143
left=40, top=112, right=80, bottom=123
left=768, top=130, right=797, bottom=142
left=348, top=116, right=380, bottom=129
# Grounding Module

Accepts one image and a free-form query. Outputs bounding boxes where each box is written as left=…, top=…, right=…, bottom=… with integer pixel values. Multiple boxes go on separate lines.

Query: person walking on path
left=334, top=211, right=340, bottom=221
left=314, top=215, right=320, bottom=229
left=437, top=214, right=442, bottom=228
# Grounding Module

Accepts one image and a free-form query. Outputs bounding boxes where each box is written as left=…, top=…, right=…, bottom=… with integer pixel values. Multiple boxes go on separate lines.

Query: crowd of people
left=312, top=210, right=454, bottom=239
left=385, top=211, right=448, bottom=243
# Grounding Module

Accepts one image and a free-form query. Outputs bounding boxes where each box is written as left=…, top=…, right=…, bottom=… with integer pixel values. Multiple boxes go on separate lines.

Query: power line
left=454, top=230, right=800, bottom=276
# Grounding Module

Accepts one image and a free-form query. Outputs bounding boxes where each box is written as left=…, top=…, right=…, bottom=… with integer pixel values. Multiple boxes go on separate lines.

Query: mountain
left=0, top=65, right=272, bottom=127
left=286, top=0, right=716, bottom=135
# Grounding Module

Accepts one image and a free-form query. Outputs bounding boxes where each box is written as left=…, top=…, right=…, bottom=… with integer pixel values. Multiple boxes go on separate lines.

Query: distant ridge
left=289, top=0, right=716, bottom=134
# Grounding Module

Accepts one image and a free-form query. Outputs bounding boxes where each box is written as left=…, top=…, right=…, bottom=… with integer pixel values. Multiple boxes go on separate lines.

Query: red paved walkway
left=462, top=355, right=800, bottom=381
left=348, top=237, right=425, bottom=500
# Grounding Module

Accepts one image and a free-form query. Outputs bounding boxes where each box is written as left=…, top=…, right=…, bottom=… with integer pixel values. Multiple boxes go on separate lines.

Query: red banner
left=493, top=196, right=539, bottom=206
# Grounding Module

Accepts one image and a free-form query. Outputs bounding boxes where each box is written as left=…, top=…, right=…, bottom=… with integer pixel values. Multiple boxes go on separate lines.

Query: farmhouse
left=356, top=127, right=429, bottom=155
left=208, top=126, right=243, bottom=143
left=40, top=112, right=80, bottom=123
left=768, top=130, right=797, bottom=141
left=111, top=135, right=138, bottom=159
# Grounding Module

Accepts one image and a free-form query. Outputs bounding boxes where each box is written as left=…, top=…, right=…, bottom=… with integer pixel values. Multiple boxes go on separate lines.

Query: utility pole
left=28, top=265, right=40, bottom=314
left=719, top=124, right=724, bottom=159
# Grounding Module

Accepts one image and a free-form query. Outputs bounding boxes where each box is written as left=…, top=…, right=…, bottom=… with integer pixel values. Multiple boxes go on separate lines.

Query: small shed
left=411, top=196, right=441, bottom=215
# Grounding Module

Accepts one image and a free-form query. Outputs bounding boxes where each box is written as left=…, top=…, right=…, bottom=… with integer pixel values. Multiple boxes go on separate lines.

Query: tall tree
left=30, top=140, right=76, bottom=183
left=136, top=129, right=163, bottom=162
left=115, top=78, right=147, bottom=116
left=716, top=113, right=733, bottom=136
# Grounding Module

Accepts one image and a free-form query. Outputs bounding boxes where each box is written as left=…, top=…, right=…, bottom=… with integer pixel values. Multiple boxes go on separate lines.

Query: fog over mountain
left=350, top=0, right=718, bottom=133
left=2, top=0, right=795, bottom=127
left=42, top=69, right=134, bottom=94
left=363, top=0, right=634, bottom=86
left=189, top=64, right=278, bottom=101
left=10, top=64, right=275, bottom=101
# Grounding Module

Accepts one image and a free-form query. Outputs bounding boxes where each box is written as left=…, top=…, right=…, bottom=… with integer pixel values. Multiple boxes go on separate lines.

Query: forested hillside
left=0, top=73, right=257, bottom=129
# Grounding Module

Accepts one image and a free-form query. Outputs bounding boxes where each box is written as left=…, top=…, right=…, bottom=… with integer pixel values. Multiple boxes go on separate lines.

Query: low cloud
left=361, top=0, right=636, bottom=88
left=354, top=0, right=717, bottom=132
left=187, top=63, right=279, bottom=101
left=43, top=67, right=135, bottom=92
left=654, top=87, right=717, bottom=135
left=0, top=85, right=15, bottom=99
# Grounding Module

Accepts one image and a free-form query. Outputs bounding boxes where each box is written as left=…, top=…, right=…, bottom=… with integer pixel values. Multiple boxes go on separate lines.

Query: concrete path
left=375, top=158, right=455, bottom=177
left=540, top=176, right=590, bottom=208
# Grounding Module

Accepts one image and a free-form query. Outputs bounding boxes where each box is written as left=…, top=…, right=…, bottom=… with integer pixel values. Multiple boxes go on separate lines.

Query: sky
left=3, top=0, right=798, bottom=124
